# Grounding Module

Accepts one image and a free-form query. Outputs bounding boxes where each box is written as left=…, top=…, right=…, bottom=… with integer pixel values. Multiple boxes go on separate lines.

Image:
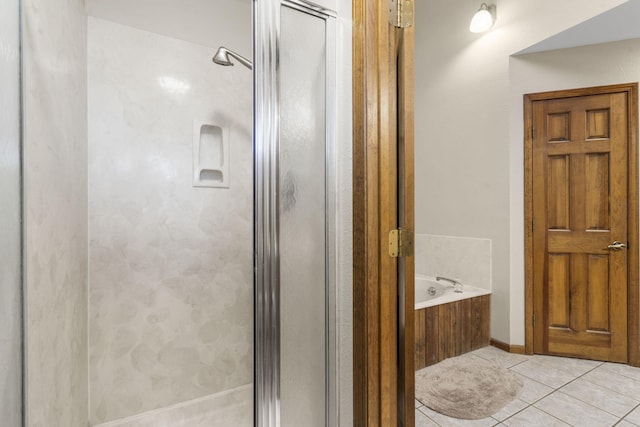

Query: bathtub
left=414, top=275, right=492, bottom=369
left=414, top=275, right=492, bottom=310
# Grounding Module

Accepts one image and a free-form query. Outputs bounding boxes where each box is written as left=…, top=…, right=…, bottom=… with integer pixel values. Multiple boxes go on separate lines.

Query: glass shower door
left=279, top=4, right=329, bottom=427
left=254, top=0, right=337, bottom=425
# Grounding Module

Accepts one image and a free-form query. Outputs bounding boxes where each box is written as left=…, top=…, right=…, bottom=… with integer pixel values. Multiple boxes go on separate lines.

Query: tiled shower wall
left=22, top=0, right=89, bottom=425
left=88, top=17, right=253, bottom=424
left=415, top=234, right=492, bottom=291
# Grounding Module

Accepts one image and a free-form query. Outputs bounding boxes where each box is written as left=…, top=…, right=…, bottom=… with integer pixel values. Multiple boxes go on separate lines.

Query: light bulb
left=469, top=4, right=494, bottom=33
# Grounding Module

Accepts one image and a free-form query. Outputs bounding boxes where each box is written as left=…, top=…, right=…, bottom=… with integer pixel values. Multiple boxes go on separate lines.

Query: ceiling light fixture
left=469, top=3, right=496, bottom=33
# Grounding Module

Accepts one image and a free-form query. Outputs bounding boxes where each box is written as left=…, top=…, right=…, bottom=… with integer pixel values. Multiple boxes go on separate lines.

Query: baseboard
left=490, top=338, right=526, bottom=355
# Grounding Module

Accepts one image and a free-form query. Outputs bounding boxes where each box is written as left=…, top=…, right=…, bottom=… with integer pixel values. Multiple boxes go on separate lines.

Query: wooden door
left=353, top=0, right=415, bottom=426
left=526, top=85, right=639, bottom=363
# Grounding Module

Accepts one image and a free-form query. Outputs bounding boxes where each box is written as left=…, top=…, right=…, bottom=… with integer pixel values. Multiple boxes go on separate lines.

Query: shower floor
left=94, top=384, right=252, bottom=427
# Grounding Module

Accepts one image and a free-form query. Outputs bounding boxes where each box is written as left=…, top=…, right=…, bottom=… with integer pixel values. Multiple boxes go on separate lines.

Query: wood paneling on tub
left=415, top=295, right=490, bottom=370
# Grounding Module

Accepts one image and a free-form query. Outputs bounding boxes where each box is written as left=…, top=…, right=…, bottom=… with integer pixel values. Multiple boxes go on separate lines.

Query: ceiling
left=517, top=0, right=640, bottom=55
left=85, top=0, right=640, bottom=60
left=85, top=0, right=252, bottom=50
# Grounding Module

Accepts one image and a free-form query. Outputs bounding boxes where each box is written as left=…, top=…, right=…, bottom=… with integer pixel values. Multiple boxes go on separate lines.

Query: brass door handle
left=607, top=241, right=627, bottom=251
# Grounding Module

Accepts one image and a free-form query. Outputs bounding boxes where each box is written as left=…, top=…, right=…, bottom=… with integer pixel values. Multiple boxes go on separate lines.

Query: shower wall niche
left=193, top=121, right=229, bottom=188
left=87, top=14, right=252, bottom=425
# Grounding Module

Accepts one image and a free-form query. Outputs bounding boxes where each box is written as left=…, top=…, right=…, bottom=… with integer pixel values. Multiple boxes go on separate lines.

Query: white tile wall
left=22, top=0, right=89, bottom=425
left=415, top=234, right=492, bottom=291
left=88, top=17, right=253, bottom=424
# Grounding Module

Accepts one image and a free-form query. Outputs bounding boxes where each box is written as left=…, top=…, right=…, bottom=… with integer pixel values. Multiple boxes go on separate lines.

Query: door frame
left=523, top=83, right=640, bottom=367
left=352, top=0, right=415, bottom=425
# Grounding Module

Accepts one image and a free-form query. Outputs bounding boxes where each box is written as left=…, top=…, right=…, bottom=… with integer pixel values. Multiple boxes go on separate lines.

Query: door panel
left=532, top=92, right=628, bottom=362
left=352, top=0, right=415, bottom=425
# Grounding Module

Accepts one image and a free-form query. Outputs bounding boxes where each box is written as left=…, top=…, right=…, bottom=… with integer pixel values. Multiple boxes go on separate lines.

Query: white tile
left=599, top=362, right=640, bottom=382
left=23, top=0, right=89, bottom=425
left=491, top=399, right=529, bottom=422
left=502, top=406, right=571, bottom=427
left=417, top=234, right=492, bottom=291
left=510, top=359, right=580, bottom=389
left=417, top=405, right=499, bottom=427
left=513, top=373, right=554, bottom=404
left=414, top=234, right=430, bottom=276
left=582, top=366, right=640, bottom=397
left=559, top=377, right=639, bottom=417
left=531, top=354, right=602, bottom=373
left=534, top=391, right=618, bottom=426
left=415, top=408, right=440, bottom=427
left=471, top=346, right=531, bottom=369
left=624, top=405, right=640, bottom=425
left=461, top=353, right=493, bottom=365
left=617, top=420, right=639, bottom=427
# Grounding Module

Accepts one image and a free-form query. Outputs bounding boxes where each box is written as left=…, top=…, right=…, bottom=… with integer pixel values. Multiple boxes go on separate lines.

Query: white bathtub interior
left=415, top=275, right=492, bottom=310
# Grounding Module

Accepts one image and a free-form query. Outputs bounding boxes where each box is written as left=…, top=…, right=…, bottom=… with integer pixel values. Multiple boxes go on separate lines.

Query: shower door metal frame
left=1, top=0, right=25, bottom=424
left=253, top=0, right=338, bottom=425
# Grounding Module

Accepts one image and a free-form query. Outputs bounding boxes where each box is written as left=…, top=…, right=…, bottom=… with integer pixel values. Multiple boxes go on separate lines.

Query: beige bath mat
left=415, top=355, right=523, bottom=420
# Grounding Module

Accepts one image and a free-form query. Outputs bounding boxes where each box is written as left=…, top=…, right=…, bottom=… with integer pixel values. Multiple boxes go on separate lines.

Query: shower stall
left=86, top=2, right=254, bottom=422
left=3, top=0, right=351, bottom=426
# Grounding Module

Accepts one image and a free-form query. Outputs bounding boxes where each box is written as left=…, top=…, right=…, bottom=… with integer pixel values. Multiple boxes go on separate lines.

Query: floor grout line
left=497, top=402, right=533, bottom=426
left=536, top=389, right=629, bottom=424
left=577, top=366, right=640, bottom=403
left=559, top=375, right=640, bottom=419
left=521, top=358, right=625, bottom=425
left=502, top=356, right=570, bottom=426
left=616, top=401, right=640, bottom=425
left=544, top=362, right=633, bottom=419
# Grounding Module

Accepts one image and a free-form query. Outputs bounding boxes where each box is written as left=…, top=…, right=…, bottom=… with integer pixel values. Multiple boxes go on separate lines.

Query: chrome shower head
left=212, top=47, right=233, bottom=66
left=212, top=46, right=253, bottom=70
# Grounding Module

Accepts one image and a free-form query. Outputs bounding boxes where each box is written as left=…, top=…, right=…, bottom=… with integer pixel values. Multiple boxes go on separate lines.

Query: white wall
left=0, top=0, right=22, bottom=424
left=508, top=37, right=640, bottom=344
left=88, top=17, right=253, bottom=424
left=22, top=0, right=89, bottom=425
left=415, top=0, right=627, bottom=344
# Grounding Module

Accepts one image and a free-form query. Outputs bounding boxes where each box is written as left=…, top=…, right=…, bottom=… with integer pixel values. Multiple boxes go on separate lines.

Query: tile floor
left=415, top=346, right=640, bottom=427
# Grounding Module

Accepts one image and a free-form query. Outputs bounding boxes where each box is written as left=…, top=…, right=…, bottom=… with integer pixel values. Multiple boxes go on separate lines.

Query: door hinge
left=389, top=0, right=414, bottom=28
left=532, top=315, right=536, bottom=326
left=389, top=228, right=414, bottom=257
left=531, top=127, right=535, bottom=139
